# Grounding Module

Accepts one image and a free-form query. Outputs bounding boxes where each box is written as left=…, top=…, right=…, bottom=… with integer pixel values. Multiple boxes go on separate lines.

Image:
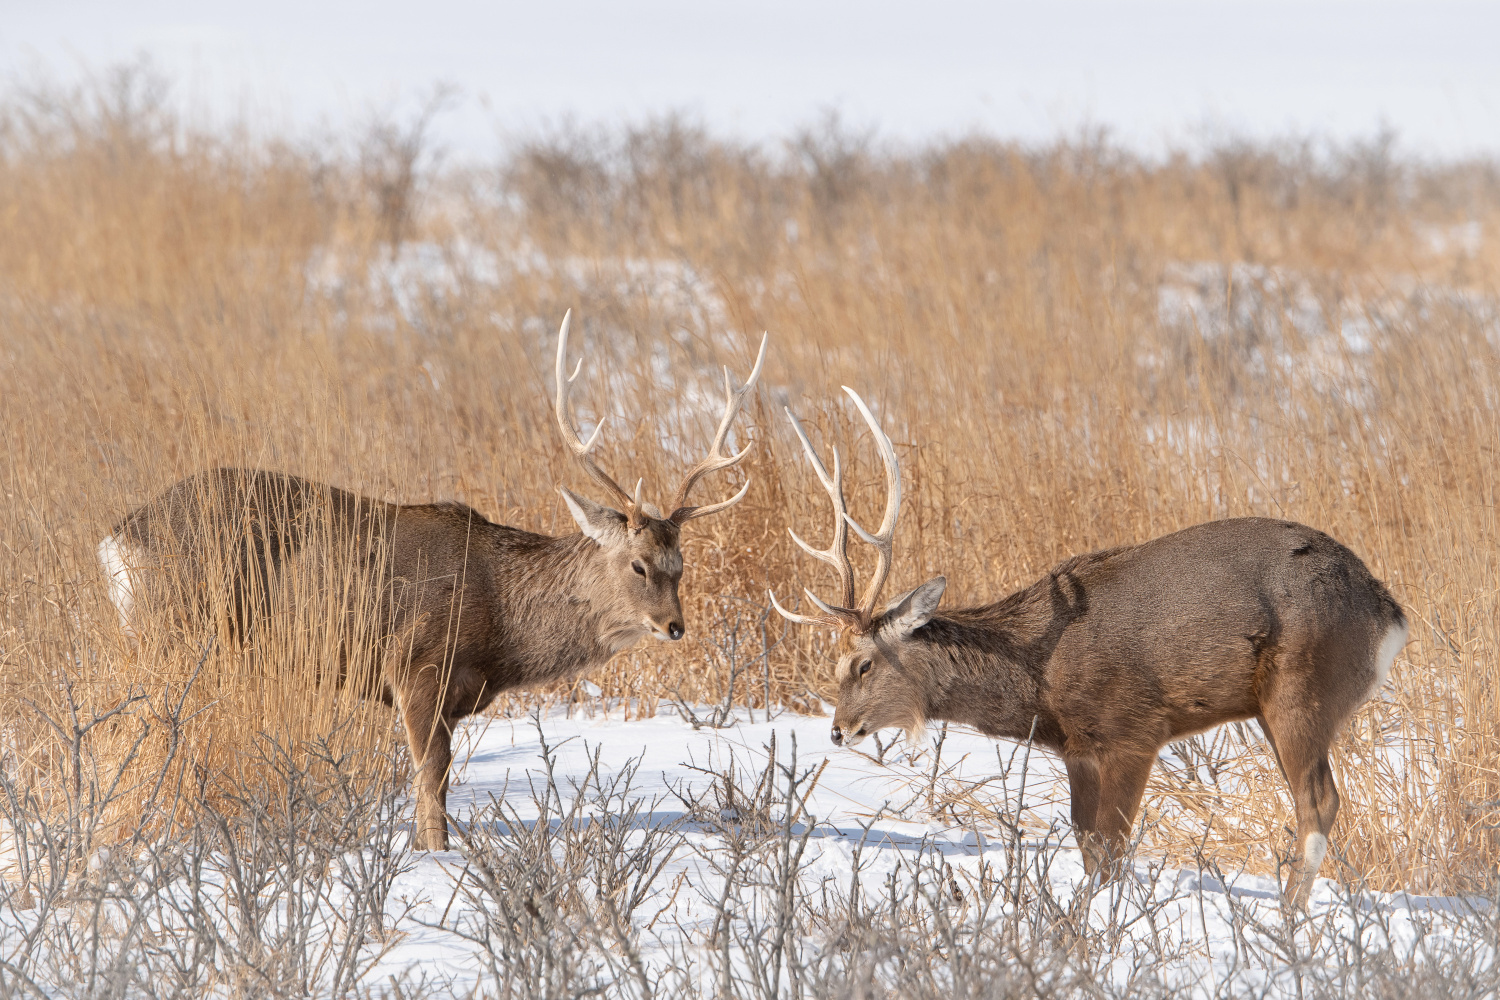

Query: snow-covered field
left=5, top=704, right=1496, bottom=997
left=367, top=709, right=1494, bottom=996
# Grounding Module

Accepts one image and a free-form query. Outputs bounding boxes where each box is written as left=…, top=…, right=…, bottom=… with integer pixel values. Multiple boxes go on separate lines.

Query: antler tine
left=840, top=386, right=903, bottom=622
left=766, top=589, right=844, bottom=629
left=553, top=310, right=637, bottom=513
left=668, top=332, right=768, bottom=524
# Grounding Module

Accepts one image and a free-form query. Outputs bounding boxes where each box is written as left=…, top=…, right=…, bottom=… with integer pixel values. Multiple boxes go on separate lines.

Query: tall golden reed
left=1, top=72, right=1496, bottom=892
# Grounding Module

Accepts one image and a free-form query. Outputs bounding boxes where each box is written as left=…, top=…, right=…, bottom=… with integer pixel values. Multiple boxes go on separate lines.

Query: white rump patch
left=1369, top=619, right=1409, bottom=702
left=97, top=534, right=139, bottom=637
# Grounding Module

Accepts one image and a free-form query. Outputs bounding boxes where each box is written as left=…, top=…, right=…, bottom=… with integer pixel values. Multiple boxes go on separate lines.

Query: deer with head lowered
left=99, top=312, right=766, bottom=850
left=771, top=387, right=1407, bottom=908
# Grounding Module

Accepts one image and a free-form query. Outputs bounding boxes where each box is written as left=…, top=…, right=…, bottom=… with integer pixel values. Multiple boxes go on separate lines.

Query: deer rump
left=101, top=466, right=549, bottom=714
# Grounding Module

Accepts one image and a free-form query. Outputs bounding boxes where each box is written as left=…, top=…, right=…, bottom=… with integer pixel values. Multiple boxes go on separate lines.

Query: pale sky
left=5, top=1, right=1499, bottom=159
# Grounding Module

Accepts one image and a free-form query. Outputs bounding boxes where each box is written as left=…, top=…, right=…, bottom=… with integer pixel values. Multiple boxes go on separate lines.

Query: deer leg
left=1064, top=757, right=1103, bottom=874
left=1088, top=754, right=1155, bottom=881
left=1291, top=755, right=1339, bottom=910
left=1263, top=724, right=1340, bottom=908
left=396, top=669, right=454, bottom=851
left=1260, top=649, right=1351, bottom=911
left=1257, top=715, right=1290, bottom=784
left=1261, top=708, right=1336, bottom=901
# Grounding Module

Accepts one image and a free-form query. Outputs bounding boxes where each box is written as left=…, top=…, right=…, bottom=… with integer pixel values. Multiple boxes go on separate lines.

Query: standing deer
left=770, top=387, right=1407, bottom=908
left=98, top=312, right=766, bottom=850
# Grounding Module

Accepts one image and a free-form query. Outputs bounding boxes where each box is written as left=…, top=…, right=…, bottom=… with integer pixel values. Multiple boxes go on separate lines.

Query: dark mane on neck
left=909, top=544, right=1128, bottom=664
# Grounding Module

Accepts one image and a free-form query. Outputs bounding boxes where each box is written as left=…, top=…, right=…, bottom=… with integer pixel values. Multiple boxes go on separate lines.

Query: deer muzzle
left=643, top=616, right=685, bottom=641
left=830, top=724, right=867, bottom=747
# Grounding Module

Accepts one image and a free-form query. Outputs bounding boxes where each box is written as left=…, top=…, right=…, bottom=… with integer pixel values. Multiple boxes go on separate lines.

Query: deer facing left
left=98, top=312, right=766, bottom=849
left=770, top=387, right=1405, bottom=910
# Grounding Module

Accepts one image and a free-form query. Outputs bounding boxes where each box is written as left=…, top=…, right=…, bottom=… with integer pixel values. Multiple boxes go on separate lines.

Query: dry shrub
left=1, top=69, right=1498, bottom=894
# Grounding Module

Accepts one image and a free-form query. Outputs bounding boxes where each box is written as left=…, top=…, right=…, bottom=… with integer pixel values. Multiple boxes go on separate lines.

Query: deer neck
left=489, top=532, right=646, bottom=678
left=913, top=594, right=1071, bottom=749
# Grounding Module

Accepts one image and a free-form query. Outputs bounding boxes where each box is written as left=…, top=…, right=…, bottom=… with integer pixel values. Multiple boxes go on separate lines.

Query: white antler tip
left=841, top=385, right=878, bottom=424
left=787, top=527, right=817, bottom=555
left=767, top=589, right=801, bottom=622
left=843, top=512, right=878, bottom=546
left=582, top=420, right=604, bottom=452
left=747, top=332, right=768, bottom=385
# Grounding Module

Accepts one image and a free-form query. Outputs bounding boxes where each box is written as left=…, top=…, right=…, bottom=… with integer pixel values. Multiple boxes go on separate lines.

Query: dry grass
left=1, top=68, right=1498, bottom=895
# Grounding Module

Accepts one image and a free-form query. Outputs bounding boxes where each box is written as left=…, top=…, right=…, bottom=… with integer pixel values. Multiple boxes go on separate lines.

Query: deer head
left=769, top=387, right=945, bottom=746
left=554, top=311, right=766, bottom=645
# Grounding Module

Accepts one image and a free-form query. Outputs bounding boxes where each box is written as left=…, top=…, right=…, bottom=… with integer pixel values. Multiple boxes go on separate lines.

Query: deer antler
left=842, top=387, right=902, bottom=622
left=766, top=408, right=860, bottom=630
left=554, top=310, right=641, bottom=520
left=769, top=387, right=902, bottom=633
left=667, top=333, right=768, bottom=525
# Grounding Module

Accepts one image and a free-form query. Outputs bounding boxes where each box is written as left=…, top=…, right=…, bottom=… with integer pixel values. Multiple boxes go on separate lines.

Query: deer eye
left=632, top=561, right=647, bottom=577
left=858, top=660, right=872, bottom=677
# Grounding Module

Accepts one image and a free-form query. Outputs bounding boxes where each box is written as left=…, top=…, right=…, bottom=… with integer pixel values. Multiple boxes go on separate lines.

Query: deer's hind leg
left=394, top=664, right=454, bottom=851
left=1260, top=653, right=1357, bottom=909
left=1263, top=725, right=1339, bottom=909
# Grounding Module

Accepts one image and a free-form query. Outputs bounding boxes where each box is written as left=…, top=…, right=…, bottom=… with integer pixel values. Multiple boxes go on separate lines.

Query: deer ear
left=881, top=576, right=946, bottom=637
left=561, top=488, right=627, bottom=546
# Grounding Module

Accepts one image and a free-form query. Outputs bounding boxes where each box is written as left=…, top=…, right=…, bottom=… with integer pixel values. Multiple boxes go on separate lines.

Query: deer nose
left=668, top=621, right=684, bottom=641
left=830, top=726, right=844, bottom=746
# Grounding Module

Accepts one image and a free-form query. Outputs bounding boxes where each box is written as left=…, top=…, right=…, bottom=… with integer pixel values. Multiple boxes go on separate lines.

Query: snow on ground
left=361, top=707, right=1491, bottom=995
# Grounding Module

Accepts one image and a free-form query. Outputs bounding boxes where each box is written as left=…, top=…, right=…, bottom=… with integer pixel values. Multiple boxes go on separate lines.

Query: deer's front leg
left=395, top=665, right=454, bottom=851
left=1088, top=753, right=1154, bottom=880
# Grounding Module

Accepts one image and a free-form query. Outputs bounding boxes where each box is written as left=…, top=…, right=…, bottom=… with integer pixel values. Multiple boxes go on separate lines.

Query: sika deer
left=99, top=312, right=766, bottom=850
left=770, top=388, right=1407, bottom=908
